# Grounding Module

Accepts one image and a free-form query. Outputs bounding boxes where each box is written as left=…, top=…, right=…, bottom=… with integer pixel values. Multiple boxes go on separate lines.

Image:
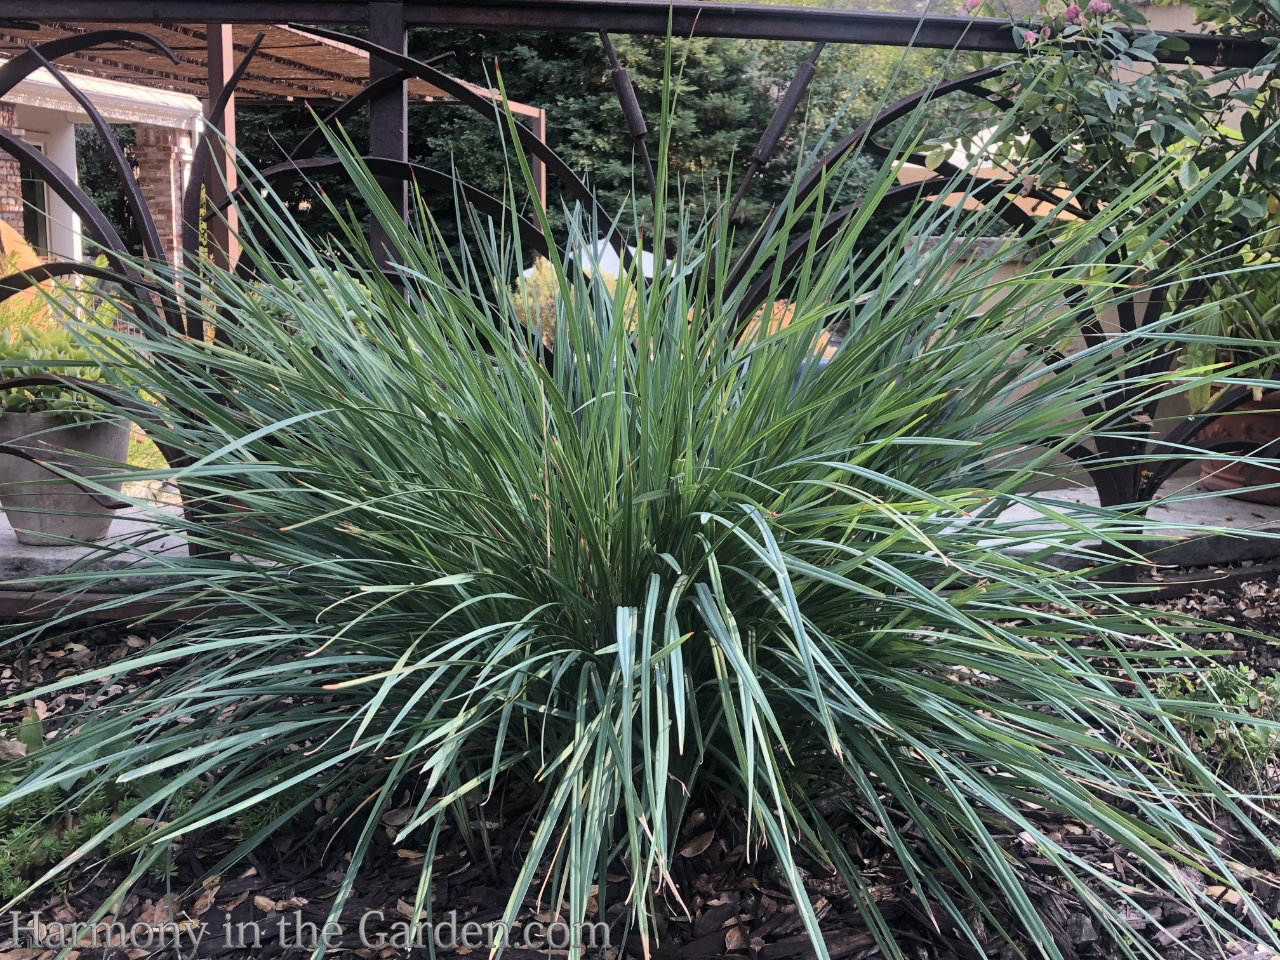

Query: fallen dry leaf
left=1204, top=885, right=1244, bottom=906
left=137, top=896, right=175, bottom=927
left=381, top=808, right=413, bottom=827
left=193, top=885, right=219, bottom=916
left=395, top=900, right=425, bottom=920
left=678, top=830, right=715, bottom=858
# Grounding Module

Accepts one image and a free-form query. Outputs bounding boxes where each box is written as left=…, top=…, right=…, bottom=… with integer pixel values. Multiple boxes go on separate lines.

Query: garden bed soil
left=2, top=572, right=1280, bottom=960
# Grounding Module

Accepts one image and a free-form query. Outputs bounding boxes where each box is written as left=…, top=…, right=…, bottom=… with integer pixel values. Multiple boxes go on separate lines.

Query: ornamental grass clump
left=3, top=105, right=1280, bottom=960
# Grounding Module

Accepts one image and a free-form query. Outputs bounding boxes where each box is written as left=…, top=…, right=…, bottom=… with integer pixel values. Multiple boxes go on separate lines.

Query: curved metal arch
left=289, top=70, right=413, bottom=162
left=0, top=262, right=127, bottom=300
left=29, top=48, right=167, bottom=269
left=854, top=79, right=1057, bottom=176
left=800, top=67, right=1057, bottom=195
left=713, top=57, right=1188, bottom=519
left=0, top=31, right=193, bottom=337
left=234, top=156, right=556, bottom=263
left=0, top=135, right=129, bottom=258
left=288, top=53, right=457, bottom=162
left=734, top=173, right=1044, bottom=329
left=287, top=24, right=626, bottom=258
left=204, top=156, right=560, bottom=367
left=1136, top=383, right=1263, bottom=498
left=0, top=130, right=172, bottom=338
left=0, top=29, right=179, bottom=101
left=25, top=48, right=193, bottom=339
left=725, top=65, right=1064, bottom=296
left=0, top=262, right=184, bottom=353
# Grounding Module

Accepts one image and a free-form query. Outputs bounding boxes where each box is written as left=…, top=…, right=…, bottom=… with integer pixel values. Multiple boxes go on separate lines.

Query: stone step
left=994, top=480, right=1280, bottom=568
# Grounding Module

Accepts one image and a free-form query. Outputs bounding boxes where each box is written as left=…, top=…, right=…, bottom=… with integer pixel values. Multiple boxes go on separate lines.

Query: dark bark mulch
left=2, top=571, right=1280, bottom=960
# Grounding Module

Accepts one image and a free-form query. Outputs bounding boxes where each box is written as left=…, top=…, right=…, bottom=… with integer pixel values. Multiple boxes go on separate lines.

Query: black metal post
left=368, top=0, right=408, bottom=264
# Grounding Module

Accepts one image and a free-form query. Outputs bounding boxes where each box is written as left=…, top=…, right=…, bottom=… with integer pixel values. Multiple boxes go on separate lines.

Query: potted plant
left=0, top=325, right=129, bottom=545
left=1195, top=241, right=1280, bottom=503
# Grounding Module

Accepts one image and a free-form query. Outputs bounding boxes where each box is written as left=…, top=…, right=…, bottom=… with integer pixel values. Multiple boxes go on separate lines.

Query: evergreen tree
left=404, top=29, right=775, bottom=244
left=75, top=123, right=142, bottom=256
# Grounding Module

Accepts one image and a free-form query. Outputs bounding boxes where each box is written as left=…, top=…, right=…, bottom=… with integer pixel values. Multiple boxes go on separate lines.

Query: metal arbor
left=0, top=3, right=1272, bottom=525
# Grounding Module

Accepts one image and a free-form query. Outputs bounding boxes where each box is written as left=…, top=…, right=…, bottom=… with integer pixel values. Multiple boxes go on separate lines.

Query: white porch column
left=42, top=120, right=80, bottom=261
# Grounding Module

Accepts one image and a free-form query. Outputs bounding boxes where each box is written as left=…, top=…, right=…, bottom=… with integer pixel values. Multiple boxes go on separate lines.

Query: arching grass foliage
left=4, top=93, right=1280, bottom=960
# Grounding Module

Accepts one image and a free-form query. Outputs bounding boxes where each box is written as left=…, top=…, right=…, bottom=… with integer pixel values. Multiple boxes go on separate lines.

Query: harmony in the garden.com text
left=7, top=909, right=611, bottom=952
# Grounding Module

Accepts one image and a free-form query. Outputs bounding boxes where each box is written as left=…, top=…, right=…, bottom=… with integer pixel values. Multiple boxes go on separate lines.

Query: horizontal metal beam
left=403, top=0, right=1268, bottom=66
left=1, top=0, right=1268, bottom=66
left=6, top=2, right=368, bottom=20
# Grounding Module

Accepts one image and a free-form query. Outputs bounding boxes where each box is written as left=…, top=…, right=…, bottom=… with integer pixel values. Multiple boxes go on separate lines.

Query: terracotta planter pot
left=1198, top=390, right=1280, bottom=505
left=0, top=412, right=130, bottom=545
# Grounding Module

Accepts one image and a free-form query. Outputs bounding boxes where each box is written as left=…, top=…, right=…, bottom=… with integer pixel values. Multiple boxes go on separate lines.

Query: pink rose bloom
left=1064, top=3, right=1082, bottom=21
left=962, top=0, right=983, bottom=12
left=1041, top=24, right=1052, bottom=37
left=1085, top=0, right=1111, bottom=14
left=1023, top=29, right=1038, bottom=43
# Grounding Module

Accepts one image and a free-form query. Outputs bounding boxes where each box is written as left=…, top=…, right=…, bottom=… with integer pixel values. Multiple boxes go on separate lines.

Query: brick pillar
left=134, top=123, right=192, bottom=267
left=0, top=102, right=26, bottom=239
